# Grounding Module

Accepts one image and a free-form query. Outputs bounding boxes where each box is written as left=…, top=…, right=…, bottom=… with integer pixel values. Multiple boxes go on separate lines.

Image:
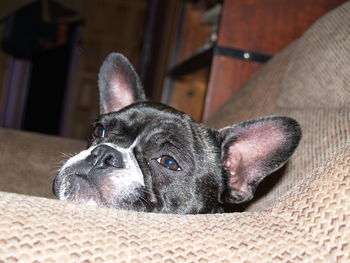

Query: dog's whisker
left=60, top=152, right=74, bottom=158
left=140, top=189, right=161, bottom=198
left=138, top=196, right=153, bottom=209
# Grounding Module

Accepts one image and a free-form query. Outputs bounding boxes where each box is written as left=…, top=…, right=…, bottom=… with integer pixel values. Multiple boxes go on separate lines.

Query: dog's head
left=53, top=53, right=301, bottom=214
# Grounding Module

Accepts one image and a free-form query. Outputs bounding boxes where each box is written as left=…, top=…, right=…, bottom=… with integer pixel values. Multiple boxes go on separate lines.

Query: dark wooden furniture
left=164, top=0, right=347, bottom=122
left=63, top=0, right=148, bottom=139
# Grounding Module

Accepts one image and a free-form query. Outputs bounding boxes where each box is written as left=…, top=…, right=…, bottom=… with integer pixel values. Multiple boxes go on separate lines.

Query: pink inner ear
left=223, top=146, right=248, bottom=193
left=102, top=76, right=135, bottom=114
left=224, top=122, right=286, bottom=194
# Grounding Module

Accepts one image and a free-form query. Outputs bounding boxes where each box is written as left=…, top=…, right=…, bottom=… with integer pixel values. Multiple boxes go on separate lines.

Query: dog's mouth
left=77, top=173, right=109, bottom=205
left=54, top=143, right=146, bottom=209
left=57, top=172, right=107, bottom=207
left=54, top=169, right=144, bottom=209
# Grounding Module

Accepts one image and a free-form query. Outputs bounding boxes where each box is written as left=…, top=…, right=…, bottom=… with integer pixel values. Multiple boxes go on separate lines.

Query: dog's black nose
left=88, top=145, right=124, bottom=169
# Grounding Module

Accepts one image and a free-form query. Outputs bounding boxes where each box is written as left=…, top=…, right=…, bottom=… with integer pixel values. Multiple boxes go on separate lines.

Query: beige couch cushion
left=0, top=2, right=349, bottom=262
left=0, top=128, right=85, bottom=198
left=247, top=108, right=350, bottom=211
left=0, top=144, right=348, bottom=262
left=277, top=2, right=350, bottom=109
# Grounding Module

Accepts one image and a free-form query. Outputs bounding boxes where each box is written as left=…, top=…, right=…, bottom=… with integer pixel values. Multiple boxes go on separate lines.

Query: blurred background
left=0, top=0, right=346, bottom=140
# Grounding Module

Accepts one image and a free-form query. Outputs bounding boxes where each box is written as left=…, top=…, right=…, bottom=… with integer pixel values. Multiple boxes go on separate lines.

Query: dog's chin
left=57, top=172, right=140, bottom=209
left=59, top=173, right=106, bottom=206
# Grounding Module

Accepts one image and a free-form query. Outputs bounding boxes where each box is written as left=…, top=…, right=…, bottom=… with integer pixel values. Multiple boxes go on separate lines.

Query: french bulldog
left=53, top=53, right=301, bottom=214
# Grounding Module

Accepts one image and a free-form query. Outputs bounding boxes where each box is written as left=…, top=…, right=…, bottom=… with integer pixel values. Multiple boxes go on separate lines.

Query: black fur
left=53, top=53, right=301, bottom=214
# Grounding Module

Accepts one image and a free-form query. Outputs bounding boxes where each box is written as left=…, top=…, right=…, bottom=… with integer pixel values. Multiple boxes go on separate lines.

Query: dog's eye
left=93, top=125, right=105, bottom=138
left=157, top=155, right=181, bottom=171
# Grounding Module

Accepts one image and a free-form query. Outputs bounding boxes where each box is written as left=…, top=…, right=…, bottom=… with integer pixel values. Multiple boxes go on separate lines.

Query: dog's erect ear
left=219, top=116, right=301, bottom=204
left=98, top=52, right=146, bottom=114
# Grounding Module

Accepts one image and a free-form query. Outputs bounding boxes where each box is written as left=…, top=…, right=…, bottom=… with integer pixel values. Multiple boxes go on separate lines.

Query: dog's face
left=53, top=53, right=301, bottom=214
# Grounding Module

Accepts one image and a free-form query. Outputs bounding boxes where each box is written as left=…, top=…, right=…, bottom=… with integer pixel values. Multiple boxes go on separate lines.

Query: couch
left=0, top=2, right=349, bottom=262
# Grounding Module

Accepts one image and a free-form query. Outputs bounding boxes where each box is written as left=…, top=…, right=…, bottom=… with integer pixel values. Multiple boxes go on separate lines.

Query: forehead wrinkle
left=140, top=119, right=191, bottom=146
left=136, top=124, right=194, bottom=167
left=99, top=104, right=193, bottom=149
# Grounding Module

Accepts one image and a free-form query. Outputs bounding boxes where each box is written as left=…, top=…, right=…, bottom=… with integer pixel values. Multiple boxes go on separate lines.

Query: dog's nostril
left=103, top=155, right=113, bottom=165
left=89, top=145, right=124, bottom=169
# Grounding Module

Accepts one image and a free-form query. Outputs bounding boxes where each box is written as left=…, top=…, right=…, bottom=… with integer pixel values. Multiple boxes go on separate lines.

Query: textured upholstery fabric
left=0, top=145, right=348, bottom=262
left=0, top=128, right=85, bottom=198
left=277, top=3, right=350, bottom=109
left=245, top=108, right=350, bottom=211
left=0, top=1, right=350, bottom=262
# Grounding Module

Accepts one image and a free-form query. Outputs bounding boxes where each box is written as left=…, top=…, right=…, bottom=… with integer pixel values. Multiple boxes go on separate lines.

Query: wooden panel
left=218, top=0, right=348, bottom=54
left=202, top=0, right=348, bottom=120
left=170, top=67, right=209, bottom=122
left=203, top=56, right=261, bottom=119
left=64, top=0, right=148, bottom=139
left=162, top=2, right=213, bottom=121
left=177, top=3, right=212, bottom=62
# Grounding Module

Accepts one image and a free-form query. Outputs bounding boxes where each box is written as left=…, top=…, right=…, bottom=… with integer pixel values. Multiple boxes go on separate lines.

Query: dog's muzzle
left=53, top=143, right=144, bottom=207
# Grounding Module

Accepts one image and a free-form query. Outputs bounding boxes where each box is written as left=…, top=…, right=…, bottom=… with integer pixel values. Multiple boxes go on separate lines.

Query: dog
left=53, top=53, right=301, bottom=214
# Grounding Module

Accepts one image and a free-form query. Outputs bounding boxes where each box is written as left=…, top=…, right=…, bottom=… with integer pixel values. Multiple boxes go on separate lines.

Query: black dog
left=53, top=53, right=301, bottom=214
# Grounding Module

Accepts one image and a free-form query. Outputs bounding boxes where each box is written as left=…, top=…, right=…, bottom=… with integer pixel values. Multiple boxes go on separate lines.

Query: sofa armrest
left=0, top=128, right=85, bottom=198
left=0, top=143, right=348, bottom=262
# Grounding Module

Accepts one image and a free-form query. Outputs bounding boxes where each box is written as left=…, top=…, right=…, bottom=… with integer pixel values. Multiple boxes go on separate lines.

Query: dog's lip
left=75, top=173, right=89, bottom=180
left=73, top=173, right=90, bottom=181
left=74, top=173, right=95, bottom=187
left=71, top=173, right=108, bottom=206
